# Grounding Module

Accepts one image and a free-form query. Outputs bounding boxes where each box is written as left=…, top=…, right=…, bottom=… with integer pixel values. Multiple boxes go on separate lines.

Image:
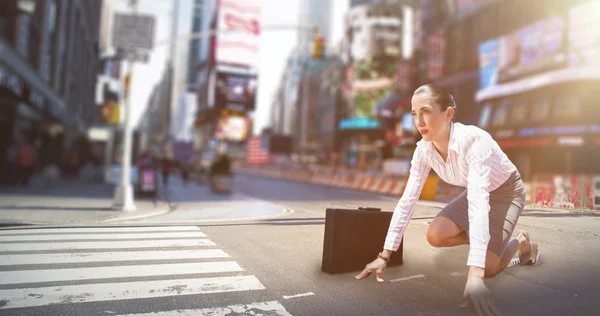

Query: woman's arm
left=466, top=136, right=494, bottom=269
left=383, top=145, right=431, bottom=252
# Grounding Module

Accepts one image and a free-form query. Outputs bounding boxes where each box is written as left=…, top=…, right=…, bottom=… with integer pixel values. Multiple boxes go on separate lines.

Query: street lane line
left=0, top=261, right=243, bottom=285
left=116, top=301, right=292, bottom=316
left=138, top=208, right=295, bottom=224
left=0, top=231, right=206, bottom=242
left=0, top=249, right=230, bottom=266
left=0, top=275, right=265, bottom=309
left=389, top=274, right=426, bottom=283
left=283, top=292, right=315, bottom=299
left=0, top=226, right=201, bottom=235
left=0, top=239, right=215, bottom=252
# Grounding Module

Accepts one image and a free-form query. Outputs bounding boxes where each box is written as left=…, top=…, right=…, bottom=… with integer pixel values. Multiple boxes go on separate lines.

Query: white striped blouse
left=384, top=122, right=517, bottom=268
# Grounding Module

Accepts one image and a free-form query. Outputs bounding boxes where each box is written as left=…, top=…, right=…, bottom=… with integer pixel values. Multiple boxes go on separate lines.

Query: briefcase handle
left=358, top=206, right=381, bottom=212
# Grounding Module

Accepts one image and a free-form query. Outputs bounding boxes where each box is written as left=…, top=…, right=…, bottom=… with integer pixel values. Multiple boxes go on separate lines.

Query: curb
left=99, top=196, right=175, bottom=223
left=99, top=208, right=171, bottom=223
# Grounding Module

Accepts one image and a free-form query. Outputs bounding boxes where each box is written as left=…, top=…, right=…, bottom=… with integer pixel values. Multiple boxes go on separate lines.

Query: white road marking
left=0, top=239, right=215, bottom=252
left=0, top=261, right=243, bottom=285
left=116, top=300, right=292, bottom=316
left=0, top=231, right=206, bottom=242
left=389, top=274, right=426, bottom=283
left=449, top=272, right=464, bottom=277
left=0, top=249, right=230, bottom=266
left=0, top=226, right=201, bottom=235
left=0, top=275, right=265, bottom=309
left=283, top=292, right=315, bottom=299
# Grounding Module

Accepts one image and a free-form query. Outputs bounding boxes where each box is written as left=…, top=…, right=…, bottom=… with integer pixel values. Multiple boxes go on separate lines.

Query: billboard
left=215, top=0, right=261, bottom=69
left=568, top=1, right=600, bottom=68
left=214, top=71, right=258, bottom=112
left=479, top=14, right=568, bottom=89
left=215, top=116, right=250, bottom=142
left=496, top=15, right=567, bottom=83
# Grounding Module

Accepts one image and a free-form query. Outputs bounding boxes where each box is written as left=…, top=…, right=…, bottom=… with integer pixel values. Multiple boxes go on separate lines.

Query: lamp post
left=112, top=0, right=140, bottom=211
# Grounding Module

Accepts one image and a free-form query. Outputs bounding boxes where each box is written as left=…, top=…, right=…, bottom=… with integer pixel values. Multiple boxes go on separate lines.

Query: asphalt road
left=210, top=174, right=600, bottom=315
left=0, top=174, right=599, bottom=315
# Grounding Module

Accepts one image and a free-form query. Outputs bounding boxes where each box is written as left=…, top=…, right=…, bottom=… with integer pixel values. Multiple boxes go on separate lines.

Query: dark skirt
left=436, top=171, right=527, bottom=257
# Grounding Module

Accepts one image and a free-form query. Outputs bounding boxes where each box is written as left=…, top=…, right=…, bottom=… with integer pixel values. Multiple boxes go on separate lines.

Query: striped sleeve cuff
left=467, top=246, right=487, bottom=269
left=384, top=234, right=402, bottom=252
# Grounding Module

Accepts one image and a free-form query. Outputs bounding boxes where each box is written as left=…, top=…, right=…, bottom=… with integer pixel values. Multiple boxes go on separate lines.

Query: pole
left=112, top=0, right=139, bottom=211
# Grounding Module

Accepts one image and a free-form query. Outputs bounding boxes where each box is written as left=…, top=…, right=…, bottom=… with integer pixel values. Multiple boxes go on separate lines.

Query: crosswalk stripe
left=0, top=261, right=244, bottom=285
left=0, top=231, right=207, bottom=242
left=0, top=249, right=230, bottom=266
left=0, top=226, right=201, bottom=235
left=117, top=300, right=293, bottom=316
left=0, top=275, right=266, bottom=309
left=0, top=239, right=215, bottom=252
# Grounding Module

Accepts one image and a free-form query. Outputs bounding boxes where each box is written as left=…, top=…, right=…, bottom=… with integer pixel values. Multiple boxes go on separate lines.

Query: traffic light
left=312, top=35, right=325, bottom=60
left=102, top=102, right=121, bottom=125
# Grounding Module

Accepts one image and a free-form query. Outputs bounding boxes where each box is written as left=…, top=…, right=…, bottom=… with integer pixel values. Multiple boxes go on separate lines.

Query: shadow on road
left=0, top=205, right=111, bottom=212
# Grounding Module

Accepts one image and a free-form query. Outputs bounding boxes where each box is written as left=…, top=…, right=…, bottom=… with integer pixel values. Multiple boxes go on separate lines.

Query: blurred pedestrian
left=355, top=84, right=539, bottom=316
left=181, top=163, right=190, bottom=187
left=17, top=142, right=37, bottom=186
left=160, top=157, right=170, bottom=187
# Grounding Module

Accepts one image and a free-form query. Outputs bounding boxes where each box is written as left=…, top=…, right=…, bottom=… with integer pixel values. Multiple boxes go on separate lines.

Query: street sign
left=115, top=48, right=150, bottom=63
left=113, top=13, right=156, bottom=50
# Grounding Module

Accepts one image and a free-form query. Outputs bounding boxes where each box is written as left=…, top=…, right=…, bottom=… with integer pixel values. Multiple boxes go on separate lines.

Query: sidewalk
left=0, top=176, right=171, bottom=226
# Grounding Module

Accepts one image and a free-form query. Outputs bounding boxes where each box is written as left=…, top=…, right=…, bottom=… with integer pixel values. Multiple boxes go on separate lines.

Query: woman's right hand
left=354, top=257, right=388, bottom=282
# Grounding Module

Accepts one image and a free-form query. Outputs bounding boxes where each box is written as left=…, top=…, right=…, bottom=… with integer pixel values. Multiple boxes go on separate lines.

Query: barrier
left=532, top=174, right=597, bottom=210
left=233, top=163, right=598, bottom=211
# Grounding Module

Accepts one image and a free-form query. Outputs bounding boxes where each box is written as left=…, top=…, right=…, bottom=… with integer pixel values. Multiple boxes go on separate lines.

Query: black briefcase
left=321, top=207, right=403, bottom=274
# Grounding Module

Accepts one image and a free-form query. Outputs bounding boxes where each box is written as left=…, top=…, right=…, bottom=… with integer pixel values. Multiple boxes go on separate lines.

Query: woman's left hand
left=459, top=268, right=503, bottom=316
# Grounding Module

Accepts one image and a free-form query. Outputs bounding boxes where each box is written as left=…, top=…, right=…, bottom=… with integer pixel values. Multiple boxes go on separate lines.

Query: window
left=479, top=103, right=492, bottom=128
left=492, top=101, right=508, bottom=126
left=531, top=97, right=551, bottom=121
left=553, top=95, right=581, bottom=119
left=511, top=99, right=528, bottom=122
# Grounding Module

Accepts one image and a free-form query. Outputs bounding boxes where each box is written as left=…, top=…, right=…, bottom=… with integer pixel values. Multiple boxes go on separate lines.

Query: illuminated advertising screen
left=214, top=71, right=257, bottom=112
left=478, top=38, right=499, bottom=90
left=496, top=15, right=567, bottom=83
left=215, top=116, right=250, bottom=142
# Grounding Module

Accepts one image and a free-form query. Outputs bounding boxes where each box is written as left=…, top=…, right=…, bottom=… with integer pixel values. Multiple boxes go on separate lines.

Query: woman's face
left=411, top=93, right=453, bottom=143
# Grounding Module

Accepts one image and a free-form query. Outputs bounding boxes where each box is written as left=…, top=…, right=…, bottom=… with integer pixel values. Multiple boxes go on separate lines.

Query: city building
left=470, top=0, right=600, bottom=179
left=137, top=61, right=173, bottom=157
left=1, top=0, right=103, bottom=184
left=336, top=0, right=415, bottom=170
left=269, top=0, right=349, bottom=163
left=191, top=0, right=260, bottom=164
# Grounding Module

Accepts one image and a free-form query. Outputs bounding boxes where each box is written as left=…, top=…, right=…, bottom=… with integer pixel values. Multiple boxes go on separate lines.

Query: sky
left=128, top=0, right=346, bottom=135
left=129, top=0, right=173, bottom=129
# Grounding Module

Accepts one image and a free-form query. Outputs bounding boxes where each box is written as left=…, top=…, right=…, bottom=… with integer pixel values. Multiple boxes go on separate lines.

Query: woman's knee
left=426, top=216, right=464, bottom=248
left=426, top=226, right=444, bottom=247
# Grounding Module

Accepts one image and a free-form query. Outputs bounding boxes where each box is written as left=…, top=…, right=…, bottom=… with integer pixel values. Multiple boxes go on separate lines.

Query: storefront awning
left=475, top=66, right=600, bottom=103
